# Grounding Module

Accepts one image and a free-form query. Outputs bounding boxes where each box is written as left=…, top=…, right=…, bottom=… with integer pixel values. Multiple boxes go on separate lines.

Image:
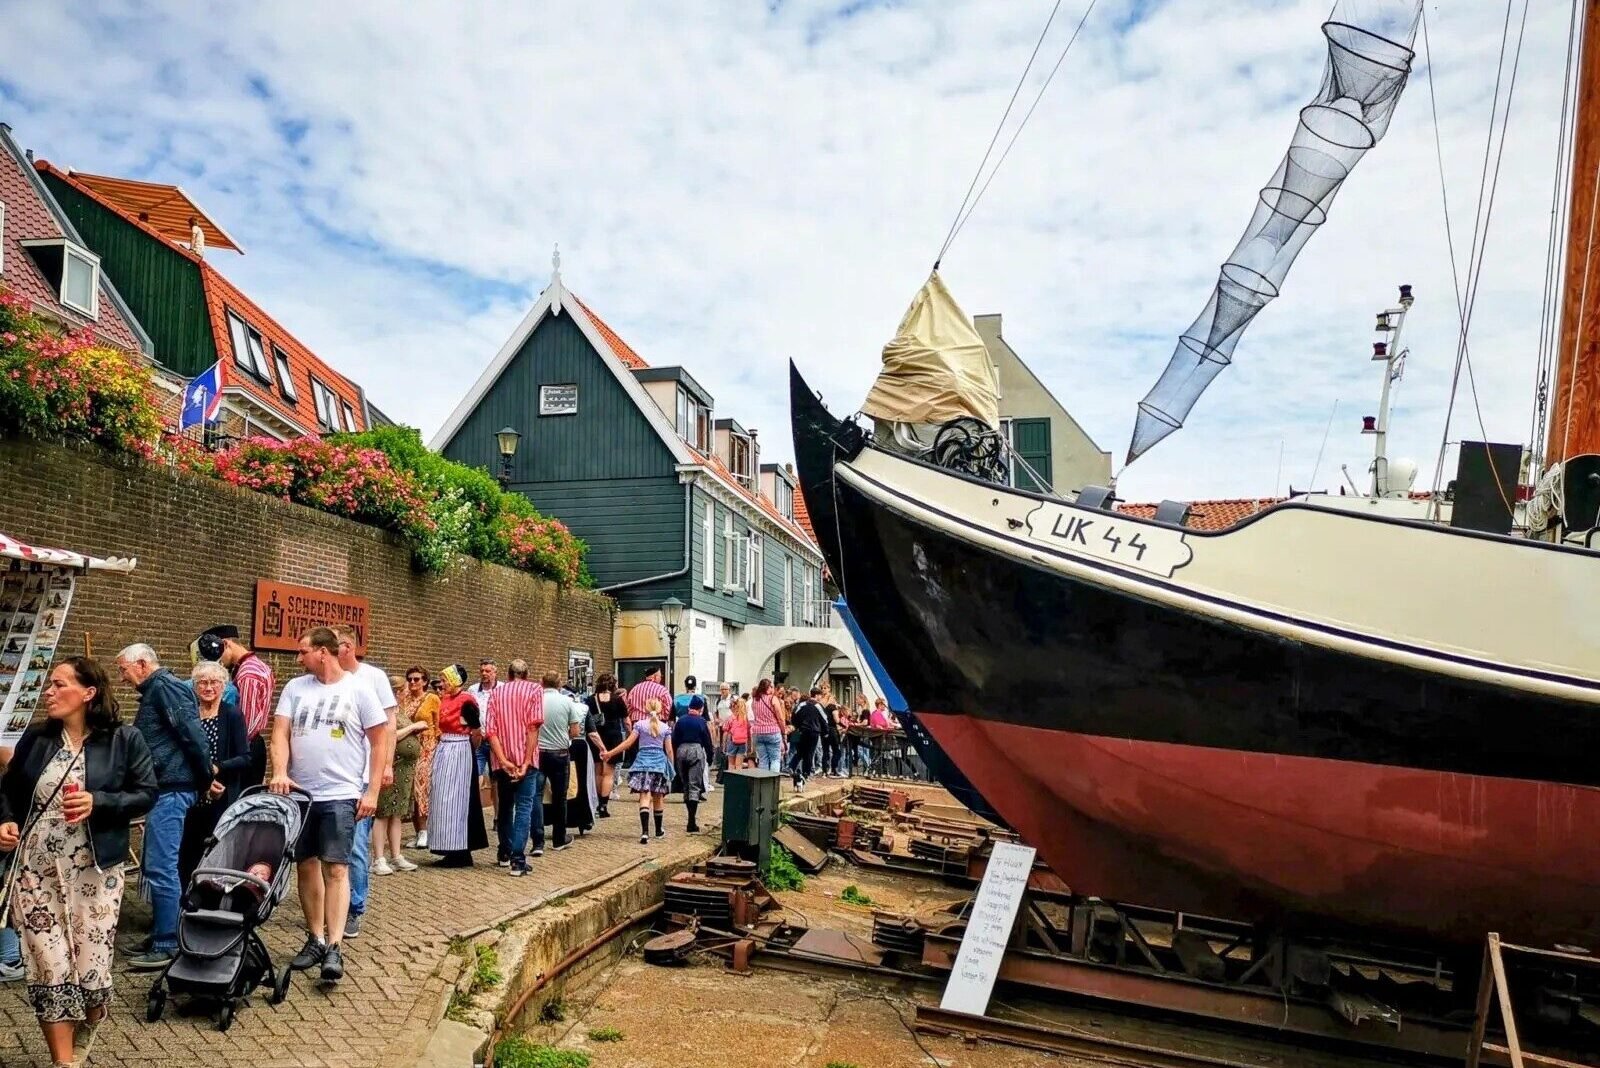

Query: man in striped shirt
left=486, top=659, right=545, bottom=875
left=203, top=624, right=275, bottom=787
left=625, top=667, right=670, bottom=725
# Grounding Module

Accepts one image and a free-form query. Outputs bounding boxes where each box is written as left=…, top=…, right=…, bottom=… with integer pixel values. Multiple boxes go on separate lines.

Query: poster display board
left=0, top=564, right=76, bottom=748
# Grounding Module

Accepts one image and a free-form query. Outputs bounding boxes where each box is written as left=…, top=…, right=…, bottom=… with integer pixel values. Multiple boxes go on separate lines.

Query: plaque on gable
left=539, top=383, right=579, bottom=416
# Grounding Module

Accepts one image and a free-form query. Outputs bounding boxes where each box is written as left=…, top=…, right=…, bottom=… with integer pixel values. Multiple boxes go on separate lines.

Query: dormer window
left=775, top=479, right=794, bottom=520
left=270, top=344, right=298, bottom=402
left=20, top=238, right=100, bottom=318
left=225, top=310, right=275, bottom=386
left=728, top=434, right=753, bottom=489
left=676, top=388, right=711, bottom=452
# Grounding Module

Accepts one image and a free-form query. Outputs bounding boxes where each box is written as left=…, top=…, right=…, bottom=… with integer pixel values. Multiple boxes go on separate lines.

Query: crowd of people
left=0, top=627, right=902, bottom=1068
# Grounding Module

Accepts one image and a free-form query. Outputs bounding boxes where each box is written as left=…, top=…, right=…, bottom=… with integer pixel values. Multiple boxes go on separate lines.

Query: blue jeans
left=505, top=770, right=541, bottom=865
left=144, top=790, right=195, bottom=953
left=754, top=734, right=783, bottom=773
left=348, top=814, right=374, bottom=916
left=0, top=925, right=19, bottom=966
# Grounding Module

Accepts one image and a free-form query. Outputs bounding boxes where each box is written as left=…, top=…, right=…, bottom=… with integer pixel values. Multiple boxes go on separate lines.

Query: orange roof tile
left=792, top=485, right=818, bottom=543
left=1118, top=497, right=1283, bottom=531
left=572, top=295, right=648, bottom=370
left=66, top=171, right=240, bottom=253
left=37, top=161, right=365, bottom=438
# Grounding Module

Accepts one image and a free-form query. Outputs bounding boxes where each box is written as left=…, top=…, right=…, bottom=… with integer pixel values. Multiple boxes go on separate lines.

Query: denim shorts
left=726, top=742, right=749, bottom=756
left=295, top=799, right=358, bottom=864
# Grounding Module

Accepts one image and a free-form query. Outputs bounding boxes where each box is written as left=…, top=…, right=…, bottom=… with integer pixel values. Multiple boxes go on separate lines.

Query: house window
left=1010, top=417, right=1053, bottom=492
left=784, top=557, right=794, bottom=625
left=702, top=502, right=715, bottom=589
left=310, top=377, right=341, bottom=433
left=723, top=513, right=738, bottom=589
left=775, top=479, right=794, bottom=520
left=271, top=345, right=298, bottom=402
left=803, top=567, right=816, bottom=624
left=729, top=435, right=753, bottom=489
left=676, top=388, right=712, bottom=452
left=341, top=401, right=358, bottom=432
left=745, top=532, right=763, bottom=606
left=18, top=238, right=100, bottom=318
left=226, top=310, right=274, bottom=385
left=0, top=201, right=6, bottom=272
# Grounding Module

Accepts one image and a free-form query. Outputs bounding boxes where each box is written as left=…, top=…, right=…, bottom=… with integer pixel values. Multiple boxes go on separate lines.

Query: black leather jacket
left=1, top=722, right=158, bottom=870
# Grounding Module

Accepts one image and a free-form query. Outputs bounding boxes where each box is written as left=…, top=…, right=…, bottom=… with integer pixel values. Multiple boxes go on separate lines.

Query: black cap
left=201, top=624, right=240, bottom=641
left=684, top=675, right=697, bottom=690
left=196, top=634, right=225, bottom=662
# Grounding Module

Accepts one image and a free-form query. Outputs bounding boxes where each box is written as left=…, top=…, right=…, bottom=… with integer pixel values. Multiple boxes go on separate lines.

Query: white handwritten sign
left=1023, top=503, right=1193, bottom=578
left=939, top=841, right=1036, bottom=1016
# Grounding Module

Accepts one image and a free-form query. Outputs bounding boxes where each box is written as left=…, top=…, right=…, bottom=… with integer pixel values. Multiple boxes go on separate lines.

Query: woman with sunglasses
left=402, top=668, right=441, bottom=850
left=372, top=669, right=432, bottom=873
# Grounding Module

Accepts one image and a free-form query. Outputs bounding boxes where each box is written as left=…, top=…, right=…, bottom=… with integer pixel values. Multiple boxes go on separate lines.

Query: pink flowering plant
left=0, top=288, right=163, bottom=452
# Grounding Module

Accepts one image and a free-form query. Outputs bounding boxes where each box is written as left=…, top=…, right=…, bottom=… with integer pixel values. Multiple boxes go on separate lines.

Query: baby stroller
left=146, top=785, right=310, bottom=1031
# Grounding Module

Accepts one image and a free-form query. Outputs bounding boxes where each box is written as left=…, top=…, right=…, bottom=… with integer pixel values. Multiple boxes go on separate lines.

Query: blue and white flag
left=179, top=362, right=223, bottom=431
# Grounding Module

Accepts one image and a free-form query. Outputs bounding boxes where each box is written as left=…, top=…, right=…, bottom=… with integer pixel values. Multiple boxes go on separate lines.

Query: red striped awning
left=0, top=532, right=136, bottom=572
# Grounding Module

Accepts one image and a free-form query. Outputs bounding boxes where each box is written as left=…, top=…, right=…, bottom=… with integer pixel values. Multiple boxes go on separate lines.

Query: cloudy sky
left=0, top=0, right=1573, bottom=500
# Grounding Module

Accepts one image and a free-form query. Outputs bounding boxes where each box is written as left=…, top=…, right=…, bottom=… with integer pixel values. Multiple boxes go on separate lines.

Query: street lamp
left=495, top=426, right=522, bottom=488
left=660, top=596, right=684, bottom=693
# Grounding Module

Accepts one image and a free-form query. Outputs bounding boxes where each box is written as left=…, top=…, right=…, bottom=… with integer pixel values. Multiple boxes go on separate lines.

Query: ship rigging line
left=946, top=0, right=1100, bottom=250
left=1425, top=0, right=1530, bottom=516
left=935, top=0, right=1091, bottom=269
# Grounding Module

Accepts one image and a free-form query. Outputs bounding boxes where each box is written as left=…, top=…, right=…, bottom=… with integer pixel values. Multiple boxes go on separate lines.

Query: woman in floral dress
left=404, top=668, right=441, bottom=850
left=0, top=657, right=156, bottom=1068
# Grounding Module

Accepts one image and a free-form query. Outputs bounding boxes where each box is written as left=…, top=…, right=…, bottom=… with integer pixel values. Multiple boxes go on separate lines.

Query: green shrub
left=491, top=1038, right=590, bottom=1068
left=840, top=884, right=873, bottom=906
left=763, top=843, right=806, bottom=891
left=586, top=1026, right=623, bottom=1042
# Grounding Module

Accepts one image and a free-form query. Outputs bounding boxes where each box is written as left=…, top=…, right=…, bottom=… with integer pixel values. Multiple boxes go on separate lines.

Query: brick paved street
left=0, top=788, right=750, bottom=1068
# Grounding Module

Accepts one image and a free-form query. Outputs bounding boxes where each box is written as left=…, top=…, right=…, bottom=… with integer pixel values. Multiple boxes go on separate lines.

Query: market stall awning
left=0, top=532, right=136, bottom=572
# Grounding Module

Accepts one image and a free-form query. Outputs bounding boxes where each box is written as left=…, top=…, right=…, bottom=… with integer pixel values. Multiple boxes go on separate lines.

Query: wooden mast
left=1546, top=0, right=1600, bottom=465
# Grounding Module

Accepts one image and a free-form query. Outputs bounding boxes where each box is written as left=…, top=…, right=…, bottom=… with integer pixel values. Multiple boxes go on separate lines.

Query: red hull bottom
left=916, top=712, right=1600, bottom=947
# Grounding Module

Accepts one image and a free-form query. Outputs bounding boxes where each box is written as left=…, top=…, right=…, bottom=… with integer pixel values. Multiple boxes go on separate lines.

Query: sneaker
left=344, top=913, right=362, bottom=939
left=654, top=830, right=666, bottom=840
left=531, top=847, right=544, bottom=858
left=392, top=855, right=418, bottom=872
left=320, top=943, right=345, bottom=984
left=0, top=960, right=23, bottom=983
left=508, top=864, right=530, bottom=878
left=414, top=830, right=429, bottom=849
left=497, top=856, right=511, bottom=868
left=686, top=823, right=700, bottom=833
left=126, top=949, right=175, bottom=972
left=290, top=935, right=327, bottom=971
left=373, top=857, right=395, bottom=876
left=640, top=834, right=649, bottom=845
left=554, top=840, right=571, bottom=852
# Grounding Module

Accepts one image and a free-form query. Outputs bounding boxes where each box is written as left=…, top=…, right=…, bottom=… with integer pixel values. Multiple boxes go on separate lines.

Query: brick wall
left=0, top=439, right=615, bottom=706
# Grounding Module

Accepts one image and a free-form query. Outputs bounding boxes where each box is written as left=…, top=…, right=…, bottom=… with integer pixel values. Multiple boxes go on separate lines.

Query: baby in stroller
left=147, top=788, right=309, bottom=1031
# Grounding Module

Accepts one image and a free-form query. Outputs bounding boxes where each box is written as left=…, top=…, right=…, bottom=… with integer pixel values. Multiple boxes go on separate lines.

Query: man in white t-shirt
left=333, top=625, right=396, bottom=938
left=271, top=626, right=387, bottom=987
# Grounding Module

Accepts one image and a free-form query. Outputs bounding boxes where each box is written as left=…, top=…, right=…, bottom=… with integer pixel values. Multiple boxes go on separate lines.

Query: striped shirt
left=626, top=679, right=671, bottom=724
left=234, top=653, right=275, bottom=741
left=485, top=679, right=544, bottom=771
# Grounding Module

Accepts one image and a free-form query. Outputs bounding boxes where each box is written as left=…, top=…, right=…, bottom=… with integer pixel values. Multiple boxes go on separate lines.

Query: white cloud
left=0, top=0, right=1575, bottom=500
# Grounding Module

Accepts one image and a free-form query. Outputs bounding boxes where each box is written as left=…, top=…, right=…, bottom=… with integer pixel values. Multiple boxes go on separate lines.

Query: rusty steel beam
left=915, top=1005, right=1273, bottom=1068
left=921, top=932, right=1469, bottom=1061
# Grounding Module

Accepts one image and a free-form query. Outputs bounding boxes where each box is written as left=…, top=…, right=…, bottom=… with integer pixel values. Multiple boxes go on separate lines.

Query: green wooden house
left=433, top=263, right=847, bottom=694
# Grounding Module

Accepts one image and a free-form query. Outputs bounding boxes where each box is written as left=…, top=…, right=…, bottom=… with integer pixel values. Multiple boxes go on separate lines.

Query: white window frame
left=745, top=531, right=764, bottom=606
left=0, top=201, right=6, bottom=273
left=803, top=567, right=816, bottom=624
left=702, top=502, right=715, bottom=589
left=776, top=479, right=794, bottom=520
left=62, top=246, right=98, bottom=318
left=784, top=556, right=794, bottom=625
left=271, top=344, right=298, bottom=402
left=722, top=513, right=738, bottom=589
left=310, top=377, right=341, bottom=433
left=225, top=309, right=275, bottom=385
left=999, top=417, right=1017, bottom=487
left=341, top=400, right=358, bottom=432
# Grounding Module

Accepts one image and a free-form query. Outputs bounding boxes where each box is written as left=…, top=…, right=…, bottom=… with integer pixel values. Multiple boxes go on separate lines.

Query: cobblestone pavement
left=0, top=775, right=821, bottom=1068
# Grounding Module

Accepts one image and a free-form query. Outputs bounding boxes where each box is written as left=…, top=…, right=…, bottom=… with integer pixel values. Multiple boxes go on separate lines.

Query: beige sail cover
left=862, top=271, right=999, bottom=429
